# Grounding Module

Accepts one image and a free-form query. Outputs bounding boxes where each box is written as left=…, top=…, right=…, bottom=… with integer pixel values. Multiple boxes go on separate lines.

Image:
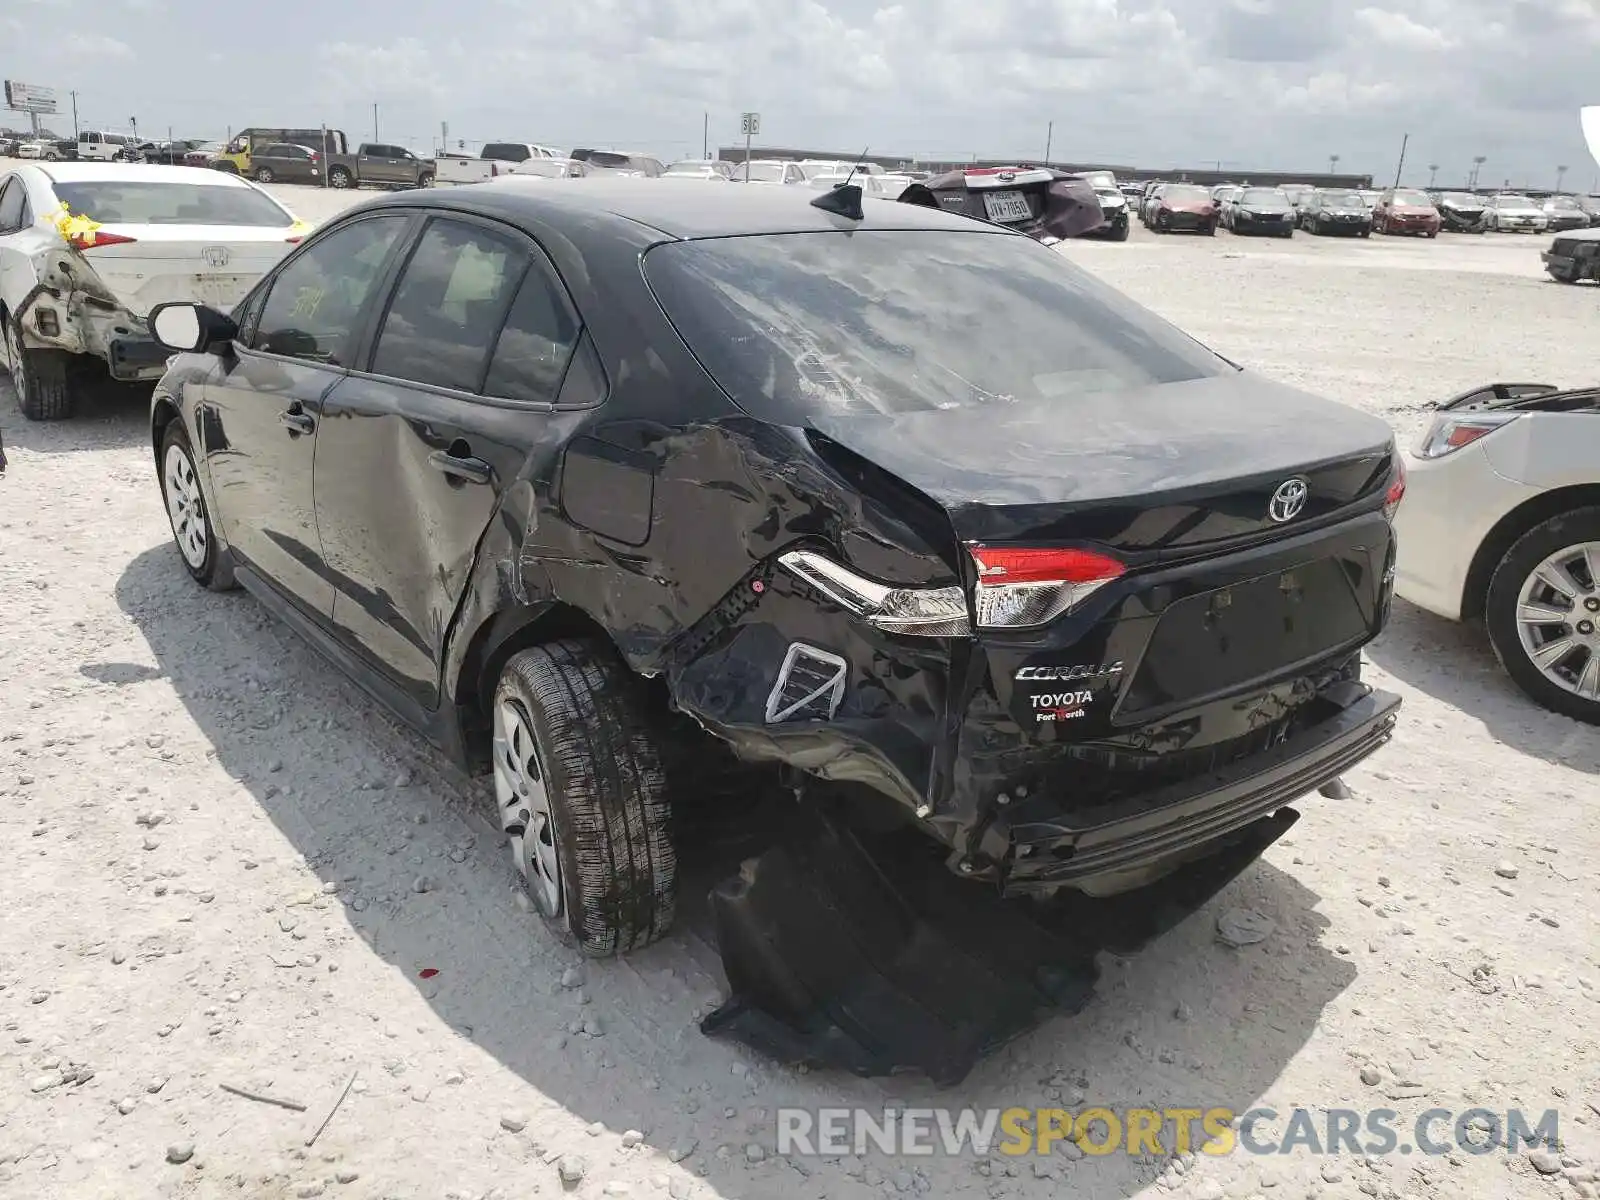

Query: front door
left=313, top=213, right=583, bottom=708
left=201, top=211, right=413, bottom=618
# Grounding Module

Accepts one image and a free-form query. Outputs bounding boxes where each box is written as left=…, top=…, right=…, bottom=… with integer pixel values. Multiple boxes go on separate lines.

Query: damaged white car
left=0, top=163, right=306, bottom=420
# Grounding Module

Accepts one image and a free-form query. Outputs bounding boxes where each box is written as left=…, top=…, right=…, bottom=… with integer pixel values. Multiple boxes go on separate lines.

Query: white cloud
left=1353, top=8, right=1453, bottom=50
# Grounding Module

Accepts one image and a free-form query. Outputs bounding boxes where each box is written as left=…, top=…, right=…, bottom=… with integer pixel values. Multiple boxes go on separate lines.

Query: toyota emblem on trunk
left=1268, top=477, right=1309, bottom=523
left=201, top=246, right=230, bottom=268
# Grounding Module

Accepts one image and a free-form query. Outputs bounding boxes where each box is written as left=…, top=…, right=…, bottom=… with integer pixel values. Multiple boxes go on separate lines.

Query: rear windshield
left=483, top=144, right=532, bottom=162
left=585, top=152, right=634, bottom=169
left=644, top=230, right=1232, bottom=423
left=52, top=181, right=293, bottom=227
left=740, top=163, right=788, bottom=182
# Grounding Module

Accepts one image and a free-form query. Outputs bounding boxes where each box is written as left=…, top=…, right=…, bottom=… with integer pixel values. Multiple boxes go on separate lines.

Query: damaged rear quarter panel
left=437, top=207, right=969, bottom=812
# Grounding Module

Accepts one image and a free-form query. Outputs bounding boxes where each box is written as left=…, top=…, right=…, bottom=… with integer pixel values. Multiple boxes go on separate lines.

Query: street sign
left=4, top=81, right=58, bottom=115
left=740, top=112, right=760, bottom=137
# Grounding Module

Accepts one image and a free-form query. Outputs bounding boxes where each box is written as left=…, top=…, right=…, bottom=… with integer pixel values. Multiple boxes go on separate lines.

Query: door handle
left=278, top=408, right=314, bottom=436
left=427, top=449, right=491, bottom=485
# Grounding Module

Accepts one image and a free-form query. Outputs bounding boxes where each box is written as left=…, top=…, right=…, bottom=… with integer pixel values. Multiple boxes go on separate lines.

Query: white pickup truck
left=433, top=142, right=566, bottom=186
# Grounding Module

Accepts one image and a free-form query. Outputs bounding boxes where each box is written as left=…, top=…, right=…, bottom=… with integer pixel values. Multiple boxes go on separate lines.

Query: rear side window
left=254, top=215, right=409, bottom=363
left=50, top=181, right=294, bottom=227
left=370, top=218, right=525, bottom=392
left=483, top=264, right=581, bottom=403
left=483, top=143, right=531, bottom=163
left=643, top=230, right=1231, bottom=423
left=0, top=179, right=25, bottom=231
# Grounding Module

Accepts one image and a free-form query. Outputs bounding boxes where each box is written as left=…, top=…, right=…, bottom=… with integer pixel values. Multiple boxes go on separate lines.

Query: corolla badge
left=201, top=246, right=231, bottom=268
left=997, top=170, right=1015, bottom=183
left=1268, top=477, right=1309, bottom=523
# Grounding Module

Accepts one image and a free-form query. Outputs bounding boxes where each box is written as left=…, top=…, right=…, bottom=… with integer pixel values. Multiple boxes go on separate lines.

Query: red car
left=1371, top=187, right=1441, bottom=237
left=1147, top=184, right=1218, bottom=235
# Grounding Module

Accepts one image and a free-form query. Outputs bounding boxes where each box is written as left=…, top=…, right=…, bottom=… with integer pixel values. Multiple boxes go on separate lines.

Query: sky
left=4, top=0, right=1599, bottom=188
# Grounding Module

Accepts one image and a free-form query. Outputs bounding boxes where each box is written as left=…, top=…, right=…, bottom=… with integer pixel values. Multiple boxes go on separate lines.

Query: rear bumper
left=981, top=683, right=1400, bottom=896
left=107, top=335, right=171, bottom=381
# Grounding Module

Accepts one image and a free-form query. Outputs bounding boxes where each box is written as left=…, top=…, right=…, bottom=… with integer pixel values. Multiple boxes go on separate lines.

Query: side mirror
left=149, top=302, right=237, bottom=354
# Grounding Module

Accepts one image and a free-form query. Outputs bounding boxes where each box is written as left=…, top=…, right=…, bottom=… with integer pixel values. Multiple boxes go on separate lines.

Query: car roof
left=372, top=176, right=1020, bottom=240
left=33, top=162, right=252, bottom=187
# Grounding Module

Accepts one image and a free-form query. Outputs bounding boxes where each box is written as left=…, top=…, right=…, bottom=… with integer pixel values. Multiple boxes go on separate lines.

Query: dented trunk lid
left=78, top=224, right=295, bottom=316
left=805, top=372, right=1396, bottom=554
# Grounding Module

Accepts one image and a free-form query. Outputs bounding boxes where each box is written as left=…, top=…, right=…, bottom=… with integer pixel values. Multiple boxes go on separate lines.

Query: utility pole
left=1391, top=133, right=1408, bottom=188
left=1329, top=153, right=1339, bottom=174
left=372, top=103, right=379, bottom=142
left=69, top=90, right=80, bottom=138
left=702, top=112, right=708, bottom=159
left=1427, top=163, right=1439, bottom=187
left=1469, top=155, right=1486, bottom=189
left=1555, top=164, right=1568, bottom=193
left=1043, top=120, right=1052, bottom=166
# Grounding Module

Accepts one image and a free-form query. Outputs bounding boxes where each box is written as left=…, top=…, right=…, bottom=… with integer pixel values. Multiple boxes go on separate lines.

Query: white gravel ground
left=2, top=173, right=1598, bottom=1200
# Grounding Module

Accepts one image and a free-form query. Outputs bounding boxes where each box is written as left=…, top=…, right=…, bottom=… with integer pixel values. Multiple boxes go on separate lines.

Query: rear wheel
left=329, top=166, right=353, bottom=188
left=4, top=318, right=74, bottom=421
left=1486, top=508, right=1600, bottom=724
left=492, top=639, right=676, bottom=957
left=253, top=166, right=275, bottom=183
left=416, top=172, right=434, bottom=188
left=1111, top=220, right=1130, bottom=242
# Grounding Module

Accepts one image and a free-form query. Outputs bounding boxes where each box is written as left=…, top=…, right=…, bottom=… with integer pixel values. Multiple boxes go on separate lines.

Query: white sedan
left=1393, top=381, right=1600, bottom=722
left=0, top=162, right=305, bottom=420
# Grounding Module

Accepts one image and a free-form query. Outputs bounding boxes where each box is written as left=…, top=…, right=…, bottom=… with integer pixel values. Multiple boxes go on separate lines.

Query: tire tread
left=501, top=639, right=674, bottom=956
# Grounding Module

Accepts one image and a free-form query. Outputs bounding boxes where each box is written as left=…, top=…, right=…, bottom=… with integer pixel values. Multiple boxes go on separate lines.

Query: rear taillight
left=68, top=230, right=136, bottom=251
left=778, top=550, right=970, bottom=637
left=1383, top=458, right=1406, bottom=520
left=968, top=545, right=1125, bottom=628
left=1415, top=411, right=1521, bottom=460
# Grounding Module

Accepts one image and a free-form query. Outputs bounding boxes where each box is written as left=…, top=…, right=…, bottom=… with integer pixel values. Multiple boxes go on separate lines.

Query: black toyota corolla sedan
left=146, top=177, right=1402, bottom=1031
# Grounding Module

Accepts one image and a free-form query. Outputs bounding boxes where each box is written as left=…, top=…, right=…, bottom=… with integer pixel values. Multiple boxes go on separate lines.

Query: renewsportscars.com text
left=776, top=1106, right=1561, bottom=1158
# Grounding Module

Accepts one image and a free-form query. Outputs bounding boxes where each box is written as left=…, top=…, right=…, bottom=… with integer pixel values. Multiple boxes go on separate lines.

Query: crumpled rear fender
left=442, top=413, right=972, bottom=811
left=9, top=244, right=139, bottom=360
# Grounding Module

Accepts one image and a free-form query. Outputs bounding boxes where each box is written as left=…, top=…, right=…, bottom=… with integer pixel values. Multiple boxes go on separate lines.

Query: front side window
left=254, top=215, right=409, bottom=364
left=369, top=218, right=525, bottom=392
left=644, top=230, right=1231, bottom=424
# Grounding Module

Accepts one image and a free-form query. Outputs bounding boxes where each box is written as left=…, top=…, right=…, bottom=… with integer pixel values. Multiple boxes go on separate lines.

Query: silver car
left=1482, top=193, right=1550, bottom=233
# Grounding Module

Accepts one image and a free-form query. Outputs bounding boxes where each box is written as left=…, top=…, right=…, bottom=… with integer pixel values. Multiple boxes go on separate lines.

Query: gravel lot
left=2, top=174, right=1598, bottom=1200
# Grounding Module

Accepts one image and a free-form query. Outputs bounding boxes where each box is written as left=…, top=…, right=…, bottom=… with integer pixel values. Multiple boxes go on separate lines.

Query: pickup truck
left=433, top=142, right=564, bottom=186
left=325, top=143, right=436, bottom=189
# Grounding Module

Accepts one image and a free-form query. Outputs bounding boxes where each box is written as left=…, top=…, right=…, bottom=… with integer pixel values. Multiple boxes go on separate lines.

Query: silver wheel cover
left=493, top=698, right=562, bottom=915
left=162, top=443, right=209, bottom=569
left=1515, top=541, right=1600, bottom=700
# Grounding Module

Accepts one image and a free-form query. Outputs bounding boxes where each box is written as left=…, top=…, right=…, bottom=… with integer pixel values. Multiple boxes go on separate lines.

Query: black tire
left=329, top=166, right=353, bottom=189
left=416, top=172, right=434, bottom=189
left=5, top=318, right=75, bottom=421
left=253, top=166, right=274, bottom=183
left=1204, top=222, right=1216, bottom=236
left=158, top=421, right=236, bottom=591
left=1111, top=220, right=1130, bottom=242
left=1485, top=507, right=1600, bottom=725
left=494, top=639, right=675, bottom=956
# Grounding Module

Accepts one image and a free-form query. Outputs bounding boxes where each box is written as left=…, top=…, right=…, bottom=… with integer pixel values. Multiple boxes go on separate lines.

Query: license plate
left=983, top=191, right=1032, bottom=223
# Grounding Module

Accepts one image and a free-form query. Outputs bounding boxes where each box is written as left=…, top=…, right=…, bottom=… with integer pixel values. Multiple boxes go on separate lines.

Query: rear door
left=313, top=213, right=584, bottom=708
left=201, top=212, right=414, bottom=619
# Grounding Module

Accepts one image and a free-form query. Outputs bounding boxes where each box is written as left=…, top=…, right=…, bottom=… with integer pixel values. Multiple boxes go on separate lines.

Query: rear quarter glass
left=642, top=229, right=1233, bottom=425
